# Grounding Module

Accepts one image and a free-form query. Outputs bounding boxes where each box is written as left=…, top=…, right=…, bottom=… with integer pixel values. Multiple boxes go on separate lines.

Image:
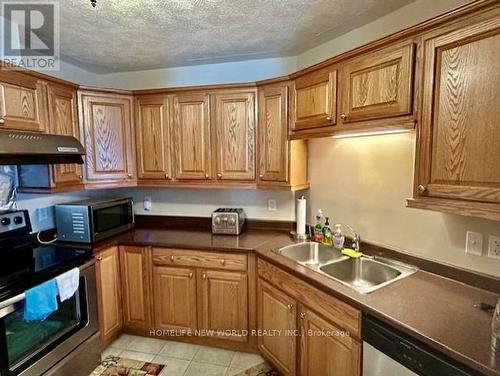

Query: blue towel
left=23, top=279, right=58, bottom=322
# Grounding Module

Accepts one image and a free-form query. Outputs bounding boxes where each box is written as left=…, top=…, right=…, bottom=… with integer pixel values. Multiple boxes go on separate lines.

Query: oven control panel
left=0, top=210, right=29, bottom=234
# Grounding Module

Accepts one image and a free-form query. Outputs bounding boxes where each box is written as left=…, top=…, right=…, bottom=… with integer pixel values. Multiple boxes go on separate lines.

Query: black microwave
left=55, top=197, right=134, bottom=243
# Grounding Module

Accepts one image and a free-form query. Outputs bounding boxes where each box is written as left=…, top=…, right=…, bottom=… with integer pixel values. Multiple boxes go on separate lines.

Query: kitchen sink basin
left=274, top=242, right=417, bottom=294
left=276, top=242, right=343, bottom=266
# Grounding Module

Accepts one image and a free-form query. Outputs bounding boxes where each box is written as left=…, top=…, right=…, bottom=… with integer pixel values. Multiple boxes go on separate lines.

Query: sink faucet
left=340, top=224, right=361, bottom=252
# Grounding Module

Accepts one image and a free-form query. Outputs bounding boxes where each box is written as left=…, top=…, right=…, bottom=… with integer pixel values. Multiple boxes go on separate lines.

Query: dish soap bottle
left=313, top=209, right=324, bottom=243
left=322, top=217, right=333, bottom=246
left=333, top=224, right=345, bottom=250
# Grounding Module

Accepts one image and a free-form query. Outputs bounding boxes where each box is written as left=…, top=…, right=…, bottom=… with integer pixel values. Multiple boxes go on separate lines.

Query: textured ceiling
left=55, top=0, right=416, bottom=73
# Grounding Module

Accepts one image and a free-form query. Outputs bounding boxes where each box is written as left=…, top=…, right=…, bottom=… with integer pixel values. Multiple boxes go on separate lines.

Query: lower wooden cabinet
left=200, top=269, right=248, bottom=342
left=95, top=246, right=123, bottom=346
left=299, top=306, right=361, bottom=376
left=153, top=266, right=197, bottom=331
left=120, top=246, right=151, bottom=331
left=257, top=279, right=297, bottom=376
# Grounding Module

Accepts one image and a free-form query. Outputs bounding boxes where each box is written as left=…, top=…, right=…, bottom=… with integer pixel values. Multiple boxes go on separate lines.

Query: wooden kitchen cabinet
left=213, top=91, right=256, bottom=181
left=290, top=67, right=337, bottom=136
left=299, top=306, right=361, bottom=376
left=95, top=246, right=123, bottom=346
left=408, top=10, right=500, bottom=221
left=120, top=246, right=151, bottom=332
left=172, top=93, right=211, bottom=181
left=153, top=266, right=197, bottom=331
left=135, top=94, right=173, bottom=182
left=78, top=89, right=136, bottom=188
left=257, top=82, right=308, bottom=190
left=339, top=42, right=415, bottom=125
left=199, top=269, right=248, bottom=342
left=257, top=279, right=297, bottom=376
left=0, top=70, right=47, bottom=132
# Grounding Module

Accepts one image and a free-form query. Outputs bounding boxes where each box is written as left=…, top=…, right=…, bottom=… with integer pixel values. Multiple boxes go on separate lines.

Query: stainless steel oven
left=0, top=259, right=99, bottom=376
left=55, top=197, right=134, bottom=243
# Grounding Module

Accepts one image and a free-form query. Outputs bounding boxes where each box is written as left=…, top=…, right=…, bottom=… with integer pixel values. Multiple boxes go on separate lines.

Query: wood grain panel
left=214, top=91, right=255, bottom=181
left=340, top=42, right=414, bottom=123
left=120, top=246, right=151, bottom=330
left=172, top=93, right=211, bottom=180
left=416, top=15, right=500, bottom=204
left=0, top=80, right=46, bottom=132
left=258, top=85, right=288, bottom=182
left=199, top=270, right=248, bottom=342
left=299, top=306, right=361, bottom=376
left=153, top=266, right=197, bottom=331
left=136, top=95, right=172, bottom=180
left=258, top=258, right=360, bottom=337
left=257, top=279, right=297, bottom=376
left=95, top=246, right=123, bottom=346
left=152, top=248, right=247, bottom=271
left=79, top=90, right=136, bottom=185
left=48, top=83, right=83, bottom=189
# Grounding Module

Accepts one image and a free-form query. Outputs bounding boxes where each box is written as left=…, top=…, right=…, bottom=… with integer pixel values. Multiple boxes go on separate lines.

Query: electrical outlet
left=487, top=235, right=500, bottom=259
left=267, top=199, right=277, bottom=211
left=37, top=207, right=50, bottom=222
left=143, top=196, right=152, bottom=211
left=465, top=231, right=483, bottom=256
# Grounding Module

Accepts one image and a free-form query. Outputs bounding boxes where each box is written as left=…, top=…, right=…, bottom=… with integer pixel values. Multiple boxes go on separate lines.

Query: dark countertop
left=90, top=227, right=500, bottom=376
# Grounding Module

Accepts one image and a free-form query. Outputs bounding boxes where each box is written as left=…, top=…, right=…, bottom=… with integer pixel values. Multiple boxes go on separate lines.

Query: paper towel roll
left=296, top=196, right=306, bottom=235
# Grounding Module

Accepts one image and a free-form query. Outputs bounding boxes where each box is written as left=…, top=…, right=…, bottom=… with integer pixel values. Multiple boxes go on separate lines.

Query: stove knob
left=228, top=217, right=236, bottom=226
left=1, top=217, right=11, bottom=226
left=214, top=217, right=221, bottom=225
left=13, top=216, right=23, bottom=224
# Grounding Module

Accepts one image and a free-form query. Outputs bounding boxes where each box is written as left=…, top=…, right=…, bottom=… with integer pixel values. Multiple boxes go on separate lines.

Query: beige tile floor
left=101, top=334, right=267, bottom=376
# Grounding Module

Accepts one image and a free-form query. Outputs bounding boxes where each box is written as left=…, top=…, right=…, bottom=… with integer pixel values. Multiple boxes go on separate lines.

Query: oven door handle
left=0, top=258, right=95, bottom=318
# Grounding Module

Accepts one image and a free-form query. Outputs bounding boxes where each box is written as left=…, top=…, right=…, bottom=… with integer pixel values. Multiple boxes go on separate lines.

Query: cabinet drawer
left=258, top=258, right=361, bottom=337
left=152, top=248, right=247, bottom=271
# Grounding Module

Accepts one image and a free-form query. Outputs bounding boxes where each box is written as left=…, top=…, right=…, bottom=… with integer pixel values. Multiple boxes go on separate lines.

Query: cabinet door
left=214, top=92, right=255, bottom=181
left=172, top=93, right=211, bottom=180
left=120, top=246, right=151, bottom=331
left=136, top=95, right=172, bottom=181
left=340, top=43, right=414, bottom=123
left=292, top=69, right=336, bottom=131
left=0, top=75, right=46, bottom=132
left=258, top=85, right=288, bottom=182
left=47, top=83, right=83, bottom=189
left=153, top=266, right=197, bottom=331
left=257, top=279, right=297, bottom=376
left=199, top=270, right=248, bottom=342
left=299, top=307, right=360, bottom=376
left=417, top=16, right=500, bottom=204
left=79, top=91, right=136, bottom=185
left=95, top=246, right=123, bottom=346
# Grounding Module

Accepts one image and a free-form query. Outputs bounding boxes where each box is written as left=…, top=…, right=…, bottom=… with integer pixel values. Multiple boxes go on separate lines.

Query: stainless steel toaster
left=212, top=208, right=246, bottom=235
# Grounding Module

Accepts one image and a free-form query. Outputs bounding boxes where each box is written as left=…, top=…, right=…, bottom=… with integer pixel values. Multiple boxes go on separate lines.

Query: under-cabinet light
left=331, top=129, right=412, bottom=139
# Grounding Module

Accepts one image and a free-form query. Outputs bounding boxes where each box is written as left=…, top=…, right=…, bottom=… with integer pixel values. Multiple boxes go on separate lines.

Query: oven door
left=0, top=260, right=98, bottom=376
left=90, top=199, right=134, bottom=241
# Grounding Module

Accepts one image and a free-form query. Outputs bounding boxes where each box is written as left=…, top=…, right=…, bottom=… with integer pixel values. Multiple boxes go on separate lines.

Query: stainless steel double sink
left=274, top=242, right=417, bottom=294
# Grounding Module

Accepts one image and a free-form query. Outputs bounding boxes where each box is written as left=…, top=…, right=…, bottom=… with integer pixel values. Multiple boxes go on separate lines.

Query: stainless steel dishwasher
left=362, top=315, right=483, bottom=376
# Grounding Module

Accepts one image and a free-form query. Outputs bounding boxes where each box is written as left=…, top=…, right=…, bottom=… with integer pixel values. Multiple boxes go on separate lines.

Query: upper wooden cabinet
left=78, top=89, right=136, bottom=188
left=339, top=42, right=415, bottom=124
left=172, top=93, right=211, bottom=181
left=291, top=68, right=337, bottom=135
left=135, top=94, right=172, bottom=182
left=0, top=71, right=47, bottom=132
left=408, top=10, right=500, bottom=221
left=213, top=91, right=256, bottom=181
left=258, top=82, right=308, bottom=190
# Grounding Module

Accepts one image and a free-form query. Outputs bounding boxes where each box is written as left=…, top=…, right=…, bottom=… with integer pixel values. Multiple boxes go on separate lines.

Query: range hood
left=0, top=131, right=85, bottom=165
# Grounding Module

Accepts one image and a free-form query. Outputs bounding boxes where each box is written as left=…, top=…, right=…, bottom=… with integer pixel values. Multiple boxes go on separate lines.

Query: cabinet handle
left=217, top=173, right=222, bottom=179
left=165, top=174, right=170, bottom=180
left=326, top=116, right=332, bottom=121
left=259, top=174, right=264, bottom=179
left=96, top=256, right=103, bottom=262
left=220, top=259, right=225, bottom=266
left=189, top=272, right=193, bottom=279
left=0, top=119, right=5, bottom=124
left=300, top=312, right=306, bottom=319
left=417, top=185, right=427, bottom=194
left=170, top=255, right=174, bottom=262
left=202, top=273, right=207, bottom=279
left=127, top=173, right=133, bottom=178
left=205, top=174, right=210, bottom=179
left=340, top=113, right=347, bottom=120
left=79, top=175, right=83, bottom=180
left=287, top=304, right=293, bottom=311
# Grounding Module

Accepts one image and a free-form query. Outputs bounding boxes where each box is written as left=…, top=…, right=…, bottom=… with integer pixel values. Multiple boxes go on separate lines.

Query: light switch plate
left=487, top=235, right=500, bottom=259
left=465, top=231, right=483, bottom=256
left=267, top=199, right=277, bottom=211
